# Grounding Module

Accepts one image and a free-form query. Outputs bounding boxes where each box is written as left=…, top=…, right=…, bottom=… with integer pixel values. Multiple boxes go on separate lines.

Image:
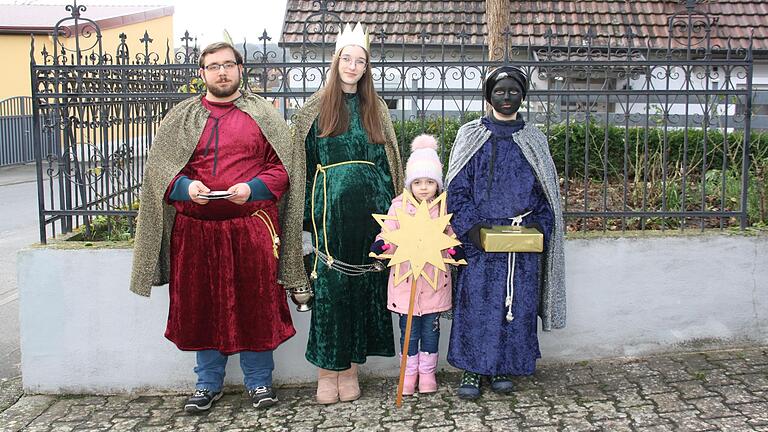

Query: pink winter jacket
left=376, top=194, right=454, bottom=316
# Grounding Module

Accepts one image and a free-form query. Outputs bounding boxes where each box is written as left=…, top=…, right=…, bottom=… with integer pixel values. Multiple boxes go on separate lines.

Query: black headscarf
left=482, top=66, right=528, bottom=199
left=483, top=66, right=528, bottom=103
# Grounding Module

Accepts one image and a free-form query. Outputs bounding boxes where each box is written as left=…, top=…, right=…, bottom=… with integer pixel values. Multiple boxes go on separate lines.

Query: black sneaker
left=457, top=371, right=481, bottom=400
left=249, top=386, right=278, bottom=409
left=490, top=374, right=515, bottom=394
left=184, top=389, right=222, bottom=413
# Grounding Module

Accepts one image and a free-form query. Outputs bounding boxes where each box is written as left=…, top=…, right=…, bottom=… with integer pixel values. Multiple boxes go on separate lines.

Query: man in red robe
left=130, top=42, right=297, bottom=413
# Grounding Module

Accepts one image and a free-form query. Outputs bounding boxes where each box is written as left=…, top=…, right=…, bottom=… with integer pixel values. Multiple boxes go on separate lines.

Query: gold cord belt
left=309, top=160, right=376, bottom=278
left=252, top=208, right=280, bottom=259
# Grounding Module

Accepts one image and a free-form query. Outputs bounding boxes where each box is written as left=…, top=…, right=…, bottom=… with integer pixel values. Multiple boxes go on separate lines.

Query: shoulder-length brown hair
left=317, top=50, right=386, bottom=144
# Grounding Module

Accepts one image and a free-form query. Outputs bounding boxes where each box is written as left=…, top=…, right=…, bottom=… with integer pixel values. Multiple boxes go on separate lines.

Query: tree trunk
left=486, top=0, right=511, bottom=61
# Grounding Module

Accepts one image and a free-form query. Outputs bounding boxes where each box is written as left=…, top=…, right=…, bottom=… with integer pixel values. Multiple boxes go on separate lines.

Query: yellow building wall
left=0, top=15, right=173, bottom=101
left=80, top=15, right=174, bottom=66
left=0, top=34, right=42, bottom=100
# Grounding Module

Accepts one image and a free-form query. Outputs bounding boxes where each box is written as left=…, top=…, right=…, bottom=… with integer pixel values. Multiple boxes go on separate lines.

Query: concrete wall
left=18, top=233, right=768, bottom=394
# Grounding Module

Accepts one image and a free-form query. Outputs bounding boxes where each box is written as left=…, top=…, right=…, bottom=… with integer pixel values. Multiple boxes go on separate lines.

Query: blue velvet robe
left=447, top=116, right=554, bottom=376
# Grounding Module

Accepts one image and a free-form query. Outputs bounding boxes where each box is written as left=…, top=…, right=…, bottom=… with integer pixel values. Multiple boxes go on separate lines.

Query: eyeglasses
left=203, top=61, right=239, bottom=72
left=339, top=55, right=367, bottom=68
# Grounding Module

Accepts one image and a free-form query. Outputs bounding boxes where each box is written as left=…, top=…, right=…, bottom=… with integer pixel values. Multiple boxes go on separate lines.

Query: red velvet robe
left=164, top=97, right=295, bottom=354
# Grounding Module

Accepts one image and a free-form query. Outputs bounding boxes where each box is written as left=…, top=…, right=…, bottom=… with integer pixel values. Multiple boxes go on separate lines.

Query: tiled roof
left=0, top=4, right=173, bottom=34
left=281, top=0, right=768, bottom=51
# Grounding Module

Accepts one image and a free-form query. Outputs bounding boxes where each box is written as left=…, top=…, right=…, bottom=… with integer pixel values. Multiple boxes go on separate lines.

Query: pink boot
left=401, top=353, right=419, bottom=396
left=418, top=352, right=439, bottom=393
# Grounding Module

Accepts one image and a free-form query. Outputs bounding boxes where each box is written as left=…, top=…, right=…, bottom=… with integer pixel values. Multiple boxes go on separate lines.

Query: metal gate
left=30, top=0, right=756, bottom=242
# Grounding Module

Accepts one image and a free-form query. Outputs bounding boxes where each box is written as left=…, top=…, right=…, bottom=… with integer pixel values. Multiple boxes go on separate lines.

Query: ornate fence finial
left=66, top=0, right=85, bottom=19
left=313, top=0, right=336, bottom=12
left=624, top=26, right=638, bottom=47
left=53, top=0, right=102, bottom=66
left=544, top=27, right=556, bottom=46
left=181, top=30, right=193, bottom=45
left=140, top=30, right=154, bottom=64
left=140, top=30, right=153, bottom=46
left=259, top=29, right=272, bottom=42
left=418, top=29, right=431, bottom=61
left=181, top=31, right=193, bottom=63
left=375, top=28, right=387, bottom=44
left=584, top=26, right=597, bottom=46
left=418, top=29, right=430, bottom=43
left=116, top=32, right=129, bottom=63
left=457, top=28, right=469, bottom=43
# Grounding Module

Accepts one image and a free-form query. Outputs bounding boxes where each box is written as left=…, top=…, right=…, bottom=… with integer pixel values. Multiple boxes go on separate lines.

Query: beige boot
left=338, top=363, right=361, bottom=402
left=316, top=368, right=339, bottom=404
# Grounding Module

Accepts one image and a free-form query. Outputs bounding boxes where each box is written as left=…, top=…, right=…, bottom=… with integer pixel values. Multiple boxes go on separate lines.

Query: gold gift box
left=480, top=226, right=544, bottom=253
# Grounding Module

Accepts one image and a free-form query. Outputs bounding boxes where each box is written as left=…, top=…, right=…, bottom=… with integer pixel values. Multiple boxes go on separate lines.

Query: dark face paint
left=490, top=79, right=523, bottom=116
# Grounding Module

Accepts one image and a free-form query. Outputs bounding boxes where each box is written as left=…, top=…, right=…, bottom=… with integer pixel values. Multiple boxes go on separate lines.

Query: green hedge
left=73, top=116, right=767, bottom=241
left=393, top=116, right=768, bottom=182
left=393, top=117, right=768, bottom=226
left=393, top=113, right=480, bottom=160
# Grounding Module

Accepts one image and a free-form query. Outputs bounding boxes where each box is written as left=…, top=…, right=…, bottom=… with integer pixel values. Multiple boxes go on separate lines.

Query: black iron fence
left=31, top=1, right=761, bottom=243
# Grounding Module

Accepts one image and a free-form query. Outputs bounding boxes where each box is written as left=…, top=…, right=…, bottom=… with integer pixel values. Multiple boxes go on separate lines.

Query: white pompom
left=410, top=134, right=438, bottom=152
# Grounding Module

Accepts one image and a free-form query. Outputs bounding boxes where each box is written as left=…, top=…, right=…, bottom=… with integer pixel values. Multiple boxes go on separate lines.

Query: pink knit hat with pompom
left=404, top=134, right=443, bottom=191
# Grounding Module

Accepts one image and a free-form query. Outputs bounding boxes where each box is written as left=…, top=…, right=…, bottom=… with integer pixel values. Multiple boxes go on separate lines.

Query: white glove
left=302, top=231, right=314, bottom=256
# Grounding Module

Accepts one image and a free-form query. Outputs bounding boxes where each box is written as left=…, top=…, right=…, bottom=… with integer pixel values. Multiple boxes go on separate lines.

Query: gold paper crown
left=335, top=22, right=370, bottom=53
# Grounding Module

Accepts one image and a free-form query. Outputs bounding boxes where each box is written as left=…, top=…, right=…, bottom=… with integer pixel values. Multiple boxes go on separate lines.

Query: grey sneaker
left=249, top=386, right=278, bottom=409
left=184, top=389, right=222, bottom=413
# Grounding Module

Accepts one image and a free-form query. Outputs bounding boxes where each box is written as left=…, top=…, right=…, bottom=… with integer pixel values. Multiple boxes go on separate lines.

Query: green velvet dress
left=304, top=94, right=396, bottom=370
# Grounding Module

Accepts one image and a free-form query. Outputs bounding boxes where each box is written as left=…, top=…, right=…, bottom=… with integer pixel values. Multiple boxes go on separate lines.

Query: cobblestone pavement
left=1, top=346, right=767, bottom=431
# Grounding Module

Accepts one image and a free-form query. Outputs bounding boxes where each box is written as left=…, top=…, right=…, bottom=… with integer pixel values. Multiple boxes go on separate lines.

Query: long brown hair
left=317, top=50, right=386, bottom=144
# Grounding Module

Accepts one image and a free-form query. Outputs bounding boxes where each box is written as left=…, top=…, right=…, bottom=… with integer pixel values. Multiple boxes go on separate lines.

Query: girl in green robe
left=290, top=33, right=404, bottom=405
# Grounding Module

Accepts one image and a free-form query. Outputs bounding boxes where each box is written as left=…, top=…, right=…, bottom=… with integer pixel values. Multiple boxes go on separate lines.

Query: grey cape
left=445, top=119, right=566, bottom=330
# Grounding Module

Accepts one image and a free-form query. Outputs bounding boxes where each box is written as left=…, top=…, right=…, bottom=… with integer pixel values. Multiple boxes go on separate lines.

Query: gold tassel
left=252, top=209, right=280, bottom=259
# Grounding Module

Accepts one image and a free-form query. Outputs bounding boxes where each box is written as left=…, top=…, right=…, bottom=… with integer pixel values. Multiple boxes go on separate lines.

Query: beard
left=205, top=75, right=241, bottom=98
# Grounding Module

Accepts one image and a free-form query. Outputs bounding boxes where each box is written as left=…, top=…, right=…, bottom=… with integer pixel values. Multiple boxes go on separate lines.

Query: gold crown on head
left=335, top=22, right=370, bottom=53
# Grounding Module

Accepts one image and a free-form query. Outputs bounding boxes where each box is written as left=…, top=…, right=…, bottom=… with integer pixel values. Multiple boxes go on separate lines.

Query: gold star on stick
left=371, top=189, right=467, bottom=290
left=369, top=189, right=467, bottom=408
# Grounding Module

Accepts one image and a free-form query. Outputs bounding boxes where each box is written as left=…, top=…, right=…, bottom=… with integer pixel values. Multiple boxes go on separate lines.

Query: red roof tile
left=281, top=0, right=768, bottom=51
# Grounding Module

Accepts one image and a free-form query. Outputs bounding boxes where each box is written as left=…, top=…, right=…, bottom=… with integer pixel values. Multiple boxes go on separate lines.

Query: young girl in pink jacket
left=370, top=134, right=465, bottom=395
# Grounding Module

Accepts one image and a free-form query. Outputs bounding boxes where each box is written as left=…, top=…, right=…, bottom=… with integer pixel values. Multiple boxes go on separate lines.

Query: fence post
left=741, top=33, right=754, bottom=229
left=30, top=36, right=48, bottom=243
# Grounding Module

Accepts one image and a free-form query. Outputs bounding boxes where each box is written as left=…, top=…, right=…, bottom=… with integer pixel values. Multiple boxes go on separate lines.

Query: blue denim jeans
left=194, top=350, right=274, bottom=392
left=398, top=312, right=440, bottom=356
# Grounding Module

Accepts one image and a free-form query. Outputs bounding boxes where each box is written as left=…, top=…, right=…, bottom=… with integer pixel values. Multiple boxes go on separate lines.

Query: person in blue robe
left=445, top=66, right=566, bottom=399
